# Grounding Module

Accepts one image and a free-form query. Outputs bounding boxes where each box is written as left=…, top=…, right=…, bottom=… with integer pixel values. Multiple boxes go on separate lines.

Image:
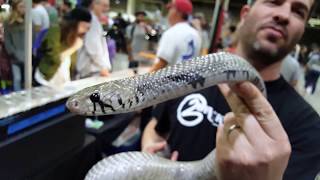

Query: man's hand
left=100, top=69, right=110, bottom=77
left=216, top=82, right=291, bottom=180
left=142, top=141, right=179, bottom=161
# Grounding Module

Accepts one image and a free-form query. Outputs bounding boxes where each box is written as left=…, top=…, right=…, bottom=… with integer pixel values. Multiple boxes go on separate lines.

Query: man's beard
left=238, top=19, right=295, bottom=68
left=243, top=38, right=292, bottom=68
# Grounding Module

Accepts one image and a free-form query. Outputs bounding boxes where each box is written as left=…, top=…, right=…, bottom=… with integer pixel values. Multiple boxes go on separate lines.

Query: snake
left=66, top=52, right=266, bottom=180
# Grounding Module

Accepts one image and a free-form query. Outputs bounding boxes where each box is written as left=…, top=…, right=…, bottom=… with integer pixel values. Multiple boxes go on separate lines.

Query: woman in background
left=4, top=0, right=25, bottom=91
left=35, top=7, right=91, bottom=88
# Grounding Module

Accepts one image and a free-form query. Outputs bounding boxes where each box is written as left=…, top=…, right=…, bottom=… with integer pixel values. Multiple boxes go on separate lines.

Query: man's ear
left=240, top=5, right=251, bottom=20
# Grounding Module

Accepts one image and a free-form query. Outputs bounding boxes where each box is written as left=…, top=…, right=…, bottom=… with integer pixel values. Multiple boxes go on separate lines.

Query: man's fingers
left=224, top=112, right=268, bottom=146
left=145, top=141, right=166, bottom=153
left=218, top=84, right=250, bottom=114
left=170, top=151, right=179, bottom=161
left=232, top=82, right=288, bottom=141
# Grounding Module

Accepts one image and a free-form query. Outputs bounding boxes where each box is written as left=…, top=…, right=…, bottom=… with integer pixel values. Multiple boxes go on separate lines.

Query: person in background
left=32, top=0, right=50, bottom=39
left=142, top=0, right=320, bottom=179
left=41, top=0, right=59, bottom=25
left=149, top=0, right=201, bottom=72
left=0, top=21, right=14, bottom=94
left=126, top=11, right=151, bottom=65
left=59, top=0, right=72, bottom=17
left=223, top=25, right=238, bottom=53
left=35, top=7, right=91, bottom=88
left=192, top=13, right=210, bottom=55
left=3, top=0, right=25, bottom=91
left=108, top=13, right=127, bottom=53
left=139, top=0, right=201, bottom=137
left=76, top=0, right=111, bottom=78
left=281, top=54, right=300, bottom=88
left=298, top=44, right=309, bottom=66
left=304, top=43, right=320, bottom=95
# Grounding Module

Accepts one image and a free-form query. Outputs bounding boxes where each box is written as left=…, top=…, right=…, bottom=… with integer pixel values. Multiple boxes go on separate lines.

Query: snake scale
left=66, top=52, right=266, bottom=180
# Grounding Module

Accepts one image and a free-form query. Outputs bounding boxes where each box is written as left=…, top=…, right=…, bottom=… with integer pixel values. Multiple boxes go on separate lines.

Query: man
left=142, top=0, right=320, bottom=179
left=42, top=0, right=59, bottom=25
left=32, top=0, right=50, bottom=38
left=281, top=54, right=300, bottom=87
left=139, top=0, right=201, bottom=131
left=77, top=0, right=111, bottom=78
left=149, top=0, right=201, bottom=72
left=305, top=43, right=320, bottom=94
left=126, top=11, right=150, bottom=64
left=59, top=0, right=72, bottom=16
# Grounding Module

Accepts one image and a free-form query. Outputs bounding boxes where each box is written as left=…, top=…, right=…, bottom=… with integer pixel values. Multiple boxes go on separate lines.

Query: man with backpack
left=126, top=11, right=150, bottom=68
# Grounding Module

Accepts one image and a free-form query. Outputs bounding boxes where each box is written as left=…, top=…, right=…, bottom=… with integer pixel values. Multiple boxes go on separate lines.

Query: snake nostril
left=68, top=99, right=79, bottom=109
left=73, top=100, right=79, bottom=107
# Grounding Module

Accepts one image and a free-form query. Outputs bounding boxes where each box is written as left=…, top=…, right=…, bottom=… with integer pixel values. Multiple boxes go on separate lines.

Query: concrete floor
left=112, top=53, right=320, bottom=115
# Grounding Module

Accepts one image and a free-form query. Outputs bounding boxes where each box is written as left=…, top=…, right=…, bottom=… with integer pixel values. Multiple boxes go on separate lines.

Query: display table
left=30, top=134, right=102, bottom=180
left=0, top=67, right=149, bottom=139
left=0, top=68, right=149, bottom=119
left=0, top=67, right=149, bottom=179
left=0, top=113, right=86, bottom=179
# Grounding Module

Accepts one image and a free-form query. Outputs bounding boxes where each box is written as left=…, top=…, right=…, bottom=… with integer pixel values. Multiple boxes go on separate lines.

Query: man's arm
left=141, top=118, right=178, bottom=160
left=141, top=118, right=168, bottom=152
left=126, top=40, right=134, bottom=62
left=149, top=58, right=168, bottom=72
left=125, top=25, right=134, bottom=62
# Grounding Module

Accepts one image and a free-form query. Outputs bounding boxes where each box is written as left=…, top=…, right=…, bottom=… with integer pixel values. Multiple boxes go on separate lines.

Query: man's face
left=136, top=14, right=145, bottom=23
left=94, top=0, right=109, bottom=17
left=167, top=0, right=179, bottom=26
left=238, top=0, right=313, bottom=65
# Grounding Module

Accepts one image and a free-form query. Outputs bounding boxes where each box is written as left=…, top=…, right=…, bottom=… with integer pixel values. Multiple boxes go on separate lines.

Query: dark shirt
left=154, top=77, right=320, bottom=180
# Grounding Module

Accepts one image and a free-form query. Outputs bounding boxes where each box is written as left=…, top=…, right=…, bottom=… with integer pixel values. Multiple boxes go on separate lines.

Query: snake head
left=66, top=81, right=128, bottom=116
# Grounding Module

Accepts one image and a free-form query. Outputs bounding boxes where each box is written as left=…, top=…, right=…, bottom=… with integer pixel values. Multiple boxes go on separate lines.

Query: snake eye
left=90, top=91, right=100, bottom=102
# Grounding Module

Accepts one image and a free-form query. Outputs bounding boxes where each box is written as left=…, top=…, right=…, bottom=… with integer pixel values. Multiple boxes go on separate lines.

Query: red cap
left=167, top=0, right=193, bottom=15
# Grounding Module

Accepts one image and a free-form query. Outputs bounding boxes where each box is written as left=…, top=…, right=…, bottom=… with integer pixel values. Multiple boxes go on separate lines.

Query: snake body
left=66, top=52, right=266, bottom=180
left=85, top=150, right=216, bottom=180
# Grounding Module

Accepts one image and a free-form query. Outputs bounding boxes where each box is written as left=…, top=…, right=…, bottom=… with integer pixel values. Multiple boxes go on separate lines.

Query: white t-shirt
left=32, top=5, right=50, bottom=30
left=156, top=22, right=201, bottom=65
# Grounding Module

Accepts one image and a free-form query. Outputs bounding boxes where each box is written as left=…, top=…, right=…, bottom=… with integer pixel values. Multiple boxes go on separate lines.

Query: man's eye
left=265, top=0, right=280, bottom=6
left=293, top=8, right=306, bottom=19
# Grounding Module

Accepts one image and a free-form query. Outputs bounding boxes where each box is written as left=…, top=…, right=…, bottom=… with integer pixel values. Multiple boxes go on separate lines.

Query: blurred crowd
left=0, top=0, right=319, bottom=97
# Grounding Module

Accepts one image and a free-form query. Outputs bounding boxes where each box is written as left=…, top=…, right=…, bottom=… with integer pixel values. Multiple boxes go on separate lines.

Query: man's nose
left=273, top=5, right=290, bottom=25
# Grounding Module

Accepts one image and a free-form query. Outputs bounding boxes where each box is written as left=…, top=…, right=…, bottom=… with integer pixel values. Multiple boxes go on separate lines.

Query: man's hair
left=32, top=0, right=46, bottom=3
left=134, top=11, right=146, bottom=17
left=79, top=0, right=93, bottom=8
left=250, top=0, right=316, bottom=18
left=63, top=0, right=72, bottom=8
left=182, top=13, right=189, bottom=21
